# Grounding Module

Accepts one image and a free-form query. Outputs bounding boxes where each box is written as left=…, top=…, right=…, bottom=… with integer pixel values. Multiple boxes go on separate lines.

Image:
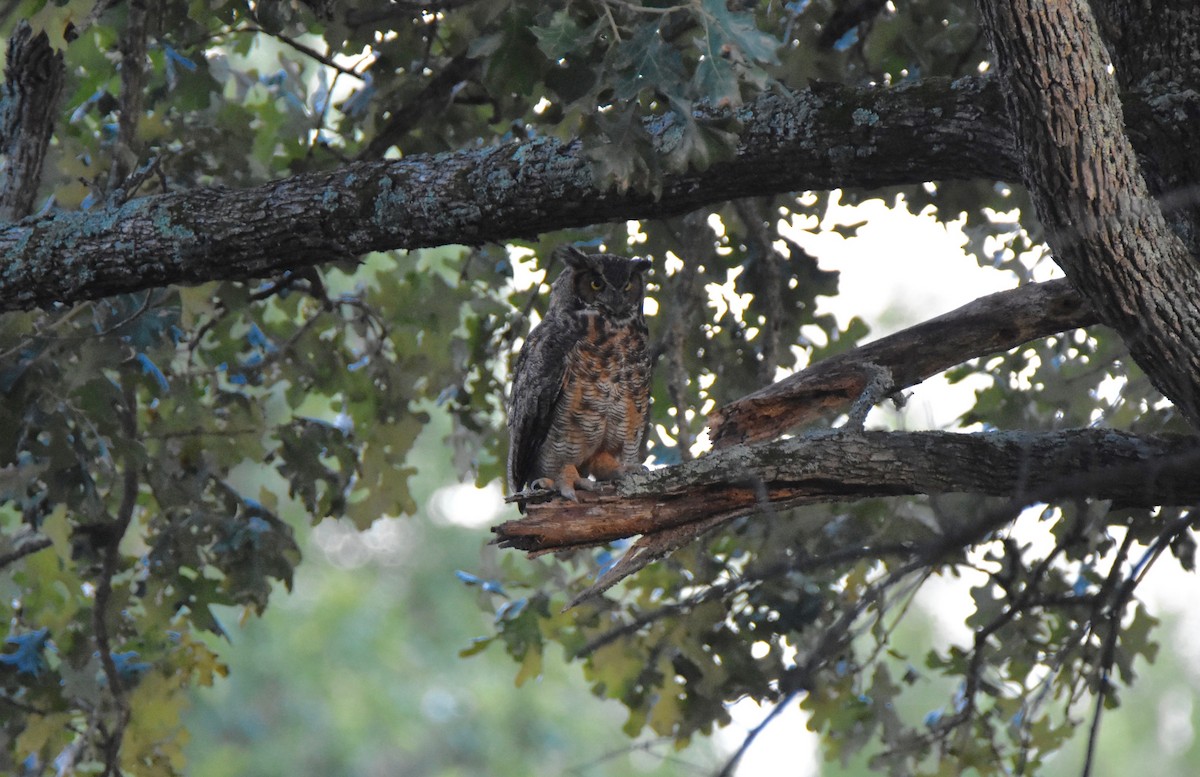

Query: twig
left=244, top=26, right=366, bottom=80
left=577, top=532, right=951, bottom=659
left=565, top=737, right=708, bottom=775
left=599, top=2, right=622, bottom=42
left=1080, top=669, right=1106, bottom=777
left=0, top=305, right=86, bottom=360
left=142, top=426, right=262, bottom=440
left=872, top=503, right=1104, bottom=763
left=780, top=551, right=942, bottom=699
left=601, top=0, right=690, bottom=15
left=564, top=509, right=735, bottom=608
left=0, top=534, right=52, bottom=569
left=1079, top=538, right=1133, bottom=777
left=1081, top=511, right=1199, bottom=777
left=116, top=153, right=166, bottom=200
left=841, top=362, right=892, bottom=430
left=715, top=690, right=800, bottom=777
left=0, top=692, right=52, bottom=717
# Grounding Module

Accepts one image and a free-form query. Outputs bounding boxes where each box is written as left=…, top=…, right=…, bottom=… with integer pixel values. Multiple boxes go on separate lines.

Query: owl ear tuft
left=630, top=257, right=651, bottom=273
left=558, top=245, right=592, bottom=270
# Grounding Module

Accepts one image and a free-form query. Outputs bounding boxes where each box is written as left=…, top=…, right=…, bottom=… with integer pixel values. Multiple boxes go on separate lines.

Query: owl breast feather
left=558, top=312, right=650, bottom=463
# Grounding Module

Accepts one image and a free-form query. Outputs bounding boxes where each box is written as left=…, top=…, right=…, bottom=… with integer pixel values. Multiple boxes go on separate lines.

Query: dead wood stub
left=708, top=279, right=1096, bottom=447
left=492, top=486, right=767, bottom=553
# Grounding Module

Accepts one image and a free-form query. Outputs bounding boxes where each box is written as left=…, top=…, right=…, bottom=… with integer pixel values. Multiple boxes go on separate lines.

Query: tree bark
left=107, top=0, right=149, bottom=194
left=976, top=0, right=1200, bottom=428
left=0, top=22, right=64, bottom=223
left=493, top=429, right=1200, bottom=553
left=1091, top=0, right=1200, bottom=260
left=0, top=76, right=1014, bottom=311
left=1092, top=0, right=1200, bottom=87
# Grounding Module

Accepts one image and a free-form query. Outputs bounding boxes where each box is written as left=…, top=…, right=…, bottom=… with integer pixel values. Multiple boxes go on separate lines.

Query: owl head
left=550, top=246, right=652, bottom=322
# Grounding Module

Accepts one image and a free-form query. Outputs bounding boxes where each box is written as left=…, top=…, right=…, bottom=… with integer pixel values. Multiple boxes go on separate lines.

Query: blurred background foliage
left=0, top=0, right=1196, bottom=775
left=183, top=406, right=723, bottom=776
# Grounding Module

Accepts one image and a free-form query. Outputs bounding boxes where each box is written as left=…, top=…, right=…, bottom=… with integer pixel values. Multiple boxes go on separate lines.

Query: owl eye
left=624, top=281, right=633, bottom=291
left=589, top=279, right=602, bottom=291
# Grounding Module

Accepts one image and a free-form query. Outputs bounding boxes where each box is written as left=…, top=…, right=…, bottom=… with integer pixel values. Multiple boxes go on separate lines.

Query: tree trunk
left=976, top=0, right=1200, bottom=428
left=0, top=22, right=64, bottom=222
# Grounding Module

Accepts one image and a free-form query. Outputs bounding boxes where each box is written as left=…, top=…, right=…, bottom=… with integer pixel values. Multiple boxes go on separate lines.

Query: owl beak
left=598, top=290, right=624, bottom=314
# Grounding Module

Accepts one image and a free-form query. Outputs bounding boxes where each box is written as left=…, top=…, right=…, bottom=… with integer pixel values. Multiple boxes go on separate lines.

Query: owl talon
left=504, top=478, right=564, bottom=508
left=524, top=476, right=591, bottom=503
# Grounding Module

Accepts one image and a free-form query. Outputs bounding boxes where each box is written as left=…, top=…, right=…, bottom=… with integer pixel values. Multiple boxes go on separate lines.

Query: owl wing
left=507, top=317, right=573, bottom=493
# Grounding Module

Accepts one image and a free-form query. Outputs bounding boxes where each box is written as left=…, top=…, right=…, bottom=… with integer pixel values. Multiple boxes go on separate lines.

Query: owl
left=507, top=247, right=653, bottom=507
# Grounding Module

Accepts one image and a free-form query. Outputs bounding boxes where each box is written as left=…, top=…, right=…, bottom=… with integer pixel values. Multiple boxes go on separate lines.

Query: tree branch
left=492, top=429, right=1200, bottom=553
left=248, top=25, right=366, bottom=80
left=0, top=21, right=64, bottom=222
left=107, top=0, right=149, bottom=195
left=709, top=278, right=1096, bottom=446
left=0, top=532, right=52, bottom=569
left=716, top=690, right=800, bottom=777
left=0, top=76, right=1014, bottom=311
left=93, top=379, right=139, bottom=777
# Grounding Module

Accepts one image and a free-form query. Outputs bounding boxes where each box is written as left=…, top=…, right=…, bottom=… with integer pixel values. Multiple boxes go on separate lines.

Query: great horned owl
left=507, top=247, right=653, bottom=506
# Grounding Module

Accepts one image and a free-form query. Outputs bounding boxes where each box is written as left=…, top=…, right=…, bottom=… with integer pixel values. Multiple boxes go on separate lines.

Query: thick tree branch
left=493, top=429, right=1200, bottom=553
left=0, top=76, right=1014, bottom=311
left=709, top=278, right=1097, bottom=446
left=0, top=21, right=64, bottom=222
left=977, top=0, right=1200, bottom=428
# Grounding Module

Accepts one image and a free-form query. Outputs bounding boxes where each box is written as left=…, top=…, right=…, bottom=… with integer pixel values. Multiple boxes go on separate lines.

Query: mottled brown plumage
left=507, top=247, right=652, bottom=507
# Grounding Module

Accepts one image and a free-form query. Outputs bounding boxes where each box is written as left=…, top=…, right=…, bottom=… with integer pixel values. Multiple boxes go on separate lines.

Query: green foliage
left=0, top=1, right=1194, bottom=776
